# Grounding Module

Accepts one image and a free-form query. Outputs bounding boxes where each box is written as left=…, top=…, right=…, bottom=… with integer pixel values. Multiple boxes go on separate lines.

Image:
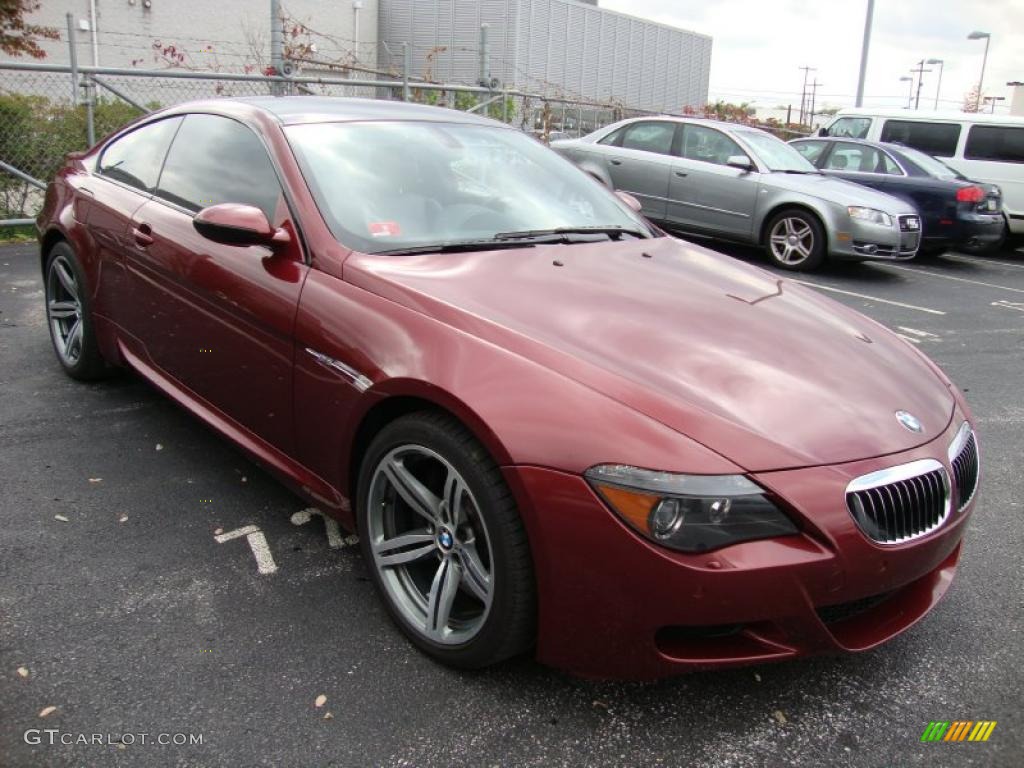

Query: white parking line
left=291, top=507, right=346, bottom=549
left=897, top=327, right=940, bottom=338
left=992, top=300, right=1024, bottom=313
left=896, top=334, right=921, bottom=345
left=944, top=253, right=1024, bottom=270
left=795, top=280, right=946, bottom=315
left=215, top=525, right=278, bottom=574
left=883, top=264, right=1024, bottom=294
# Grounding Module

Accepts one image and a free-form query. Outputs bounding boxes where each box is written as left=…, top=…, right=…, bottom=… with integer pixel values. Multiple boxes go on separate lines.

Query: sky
left=601, top=0, right=1023, bottom=115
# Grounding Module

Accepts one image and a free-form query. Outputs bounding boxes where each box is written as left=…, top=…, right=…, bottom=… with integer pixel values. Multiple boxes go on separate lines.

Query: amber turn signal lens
left=593, top=483, right=661, bottom=534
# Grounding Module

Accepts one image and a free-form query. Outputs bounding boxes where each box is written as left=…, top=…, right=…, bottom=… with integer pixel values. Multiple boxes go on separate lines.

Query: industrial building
left=379, top=0, right=712, bottom=113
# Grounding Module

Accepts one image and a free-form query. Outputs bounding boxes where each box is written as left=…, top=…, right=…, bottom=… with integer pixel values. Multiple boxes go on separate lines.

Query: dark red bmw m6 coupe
left=37, top=97, right=980, bottom=679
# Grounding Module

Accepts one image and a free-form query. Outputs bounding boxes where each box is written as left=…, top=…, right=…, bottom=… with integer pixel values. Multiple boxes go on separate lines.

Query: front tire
left=44, top=242, right=107, bottom=380
left=764, top=209, right=826, bottom=271
left=357, top=411, right=535, bottom=669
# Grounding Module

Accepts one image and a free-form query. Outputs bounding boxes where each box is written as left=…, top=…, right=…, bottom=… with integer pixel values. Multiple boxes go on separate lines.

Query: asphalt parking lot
left=1, top=239, right=1022, bottom=768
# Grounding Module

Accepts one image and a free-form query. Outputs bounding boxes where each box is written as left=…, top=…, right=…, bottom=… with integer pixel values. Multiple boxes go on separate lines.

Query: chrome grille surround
left=947, top=421, right=980, bottom=512
left=846, top=459, right=951, bottom=545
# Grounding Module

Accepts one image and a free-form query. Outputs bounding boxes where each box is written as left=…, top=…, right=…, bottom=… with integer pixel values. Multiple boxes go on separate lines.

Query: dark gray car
left=552, top=117, right=922, bottom=270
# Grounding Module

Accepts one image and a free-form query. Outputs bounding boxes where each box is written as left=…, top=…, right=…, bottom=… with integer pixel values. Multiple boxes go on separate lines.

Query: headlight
left=585, top=465, right=798, bottom=553
left=847, top=206, right=893, bottom=226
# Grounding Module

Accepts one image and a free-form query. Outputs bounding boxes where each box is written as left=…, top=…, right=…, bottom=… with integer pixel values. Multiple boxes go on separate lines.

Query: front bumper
left=830, top=216, right=920, bottom=261
left=505, top=416, right=974, bottom=680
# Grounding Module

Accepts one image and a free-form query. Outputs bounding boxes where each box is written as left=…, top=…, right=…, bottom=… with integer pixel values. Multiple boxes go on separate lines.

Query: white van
left=821, top=108, right=1024, bottom=239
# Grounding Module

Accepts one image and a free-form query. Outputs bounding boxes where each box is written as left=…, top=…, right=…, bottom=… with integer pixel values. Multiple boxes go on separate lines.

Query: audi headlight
left=585, top=465, right=798, bottom=553
left=847, top=206, right=893, bottom=226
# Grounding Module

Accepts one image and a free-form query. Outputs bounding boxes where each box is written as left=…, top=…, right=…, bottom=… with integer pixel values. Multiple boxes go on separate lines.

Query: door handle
left=609, top=159, right=623, bottom=166
left=674, top=171, right=688, bottom=178
left=132, top=224, right=154, bottom=247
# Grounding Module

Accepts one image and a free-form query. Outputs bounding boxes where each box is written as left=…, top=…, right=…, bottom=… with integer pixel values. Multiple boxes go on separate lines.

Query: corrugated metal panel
left=378, top=0, right=711, bottom=110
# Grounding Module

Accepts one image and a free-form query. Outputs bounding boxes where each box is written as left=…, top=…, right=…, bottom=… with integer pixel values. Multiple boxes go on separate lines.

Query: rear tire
left=764, top=209, right=826, bottom=271
left=43, top=242, right=108, bottom=381
left=357, top=411, right=536, bottom=669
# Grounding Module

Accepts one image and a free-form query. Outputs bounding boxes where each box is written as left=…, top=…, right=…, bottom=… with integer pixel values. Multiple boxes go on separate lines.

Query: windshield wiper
left=376, top=239, right=540, bottom=256
left=774, top=169, right=820, bottom=175
left=493, top=226, right=649, bottom=242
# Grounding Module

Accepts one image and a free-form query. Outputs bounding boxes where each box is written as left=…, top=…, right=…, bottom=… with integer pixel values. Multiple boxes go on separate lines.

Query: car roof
left=606, top=115, right=770, bottom=135
left=831, top=107, right=1024, bottom=126
left=159, top=96, right=503, bottom=127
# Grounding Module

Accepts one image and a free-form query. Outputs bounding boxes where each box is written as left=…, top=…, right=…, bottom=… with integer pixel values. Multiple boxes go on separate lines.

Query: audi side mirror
left=726, top=155, right=754, bottom=172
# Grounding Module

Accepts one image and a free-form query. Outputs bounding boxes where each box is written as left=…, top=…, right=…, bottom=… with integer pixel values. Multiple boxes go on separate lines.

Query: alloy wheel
left=769, top=217, right=815, bottom=265
left=46, top=254, right=85, bottom=366
left=366, top=444, right=494, bottom=645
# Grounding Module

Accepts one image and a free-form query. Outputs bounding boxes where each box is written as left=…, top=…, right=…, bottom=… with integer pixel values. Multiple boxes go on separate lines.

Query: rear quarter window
left=964, top=125, right=1024, bottom=163
left=879, top=120, right=961, bottom=158
left=826, top=117, right=872, bottom=139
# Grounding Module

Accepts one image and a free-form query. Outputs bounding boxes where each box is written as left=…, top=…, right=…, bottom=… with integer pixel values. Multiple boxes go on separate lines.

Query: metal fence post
left=402, top=42, right=410, bottom=101
left=66, top=13, right=78, bottom=106
left=84, top=76, right=95, bottom=146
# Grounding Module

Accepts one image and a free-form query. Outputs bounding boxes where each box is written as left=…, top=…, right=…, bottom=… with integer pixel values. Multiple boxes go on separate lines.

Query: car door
left=124, top=113, right=307, bottom=453
left=588, top=121, right=677, bottom=220
left=817, top=141, right=893, bottom=193
left=666, top=124, right=757, bottom=239
left=83, top=117, right=183, bottom=320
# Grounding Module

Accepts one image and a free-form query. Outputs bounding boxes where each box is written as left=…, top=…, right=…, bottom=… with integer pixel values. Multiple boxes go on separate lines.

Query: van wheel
left=764, top=209, right=826, bottom=270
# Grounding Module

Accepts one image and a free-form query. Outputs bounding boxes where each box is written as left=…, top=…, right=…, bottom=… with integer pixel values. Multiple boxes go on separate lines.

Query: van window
left=964, top=125, right=1024, bottom=163
left=827, top=117, right=871, bottom=139
left=880, top=120, right=960, bottom=157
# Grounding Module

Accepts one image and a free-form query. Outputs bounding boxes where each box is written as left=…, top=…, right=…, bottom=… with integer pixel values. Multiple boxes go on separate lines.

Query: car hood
left=346, top=237, right=955, bottom=471
left=761, top=172, right=917, bottom=212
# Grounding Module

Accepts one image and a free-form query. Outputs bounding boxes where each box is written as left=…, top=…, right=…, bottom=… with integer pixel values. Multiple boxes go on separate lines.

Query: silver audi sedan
left=551, top=117, right=922, bottom=270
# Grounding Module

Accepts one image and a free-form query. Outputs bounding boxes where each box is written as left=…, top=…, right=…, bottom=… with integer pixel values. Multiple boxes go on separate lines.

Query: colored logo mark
left=921, top=721, right=997, bottom=742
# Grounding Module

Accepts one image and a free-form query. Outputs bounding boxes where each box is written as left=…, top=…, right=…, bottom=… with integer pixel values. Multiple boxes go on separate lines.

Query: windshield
left=894, top=145, right=964, bottom=180
left=736, top=130, right=818, bottom=172
left=285, top=121, right=653, bottom=254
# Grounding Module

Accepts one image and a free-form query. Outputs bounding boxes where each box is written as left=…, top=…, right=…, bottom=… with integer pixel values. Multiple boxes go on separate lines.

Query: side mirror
left=726, top=155, right=754, bottom=172
left=817, top=127, right=828, bottom=137
left=615, top=190, right=643, bottom=212
left=193, top=203, right=290, bottom=248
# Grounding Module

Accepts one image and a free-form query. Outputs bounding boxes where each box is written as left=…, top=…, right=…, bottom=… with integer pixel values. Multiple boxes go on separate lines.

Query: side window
left=155, top=114, right=282, bottom=219
left=598, top=126, right=627, bottom=147
left=620, top=121, right=676, bottom=155
left=880, top=153, right=903, bottom=175
left=964, top=125, right=1024, bottom=163
left=97, top=117, right=182, bottom=192
left=826, top=117, right=872, bottom=139
left=681, top=125, right=745, bottom=166
left=879, top=120, right=961, bottom=157
left=792, top=141, right=827, bottom=164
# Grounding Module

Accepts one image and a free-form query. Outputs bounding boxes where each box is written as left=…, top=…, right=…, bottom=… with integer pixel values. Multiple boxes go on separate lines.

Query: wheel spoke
left=458, top=543, right=491, bottom=604
left=55, top=260, right=78, bottom=300
left=48, top=300, right=78, bottom=320
left=374, top=530, right=436, bottom=567
left=65, top=318, right=83, bottom=358
left=784, top=218, right=796, bottom=236
left=442, top=469, right=469, bottom=527
left=426, top=557, right=461, bottom=639
left=383, top=458, right=441, bottom=525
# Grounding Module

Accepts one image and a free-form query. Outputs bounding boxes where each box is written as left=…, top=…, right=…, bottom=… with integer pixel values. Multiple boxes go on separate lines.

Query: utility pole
left=798, top=66, right=814, bottom=125
left=270, top=0, right=283, bottom=93
left=855, top=0, right=875, bottom=107
left=809, top=79, right=821, bottom=128
left=911, top=60, right=932, bottom=110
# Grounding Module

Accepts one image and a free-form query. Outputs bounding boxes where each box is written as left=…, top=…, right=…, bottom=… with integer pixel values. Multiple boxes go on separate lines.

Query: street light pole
left=900, top=76, right=913, bottom=109
left=926, top=58, right=944, bottom=109
left=855, top=0, right=875, bottom=108
left=968, top=31, right=991, bottom=112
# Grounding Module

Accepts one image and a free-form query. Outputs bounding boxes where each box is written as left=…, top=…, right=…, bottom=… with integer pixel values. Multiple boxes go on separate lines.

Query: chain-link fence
left=0, top=60, right=662, bottom=227
left=1, top=59, right=807, bottom=229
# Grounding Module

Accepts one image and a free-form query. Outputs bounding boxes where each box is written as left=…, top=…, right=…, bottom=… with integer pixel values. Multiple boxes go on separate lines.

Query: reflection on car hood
left=762, top=172, right=918, bottom=213
left=347, top=237, right=955, bottom=471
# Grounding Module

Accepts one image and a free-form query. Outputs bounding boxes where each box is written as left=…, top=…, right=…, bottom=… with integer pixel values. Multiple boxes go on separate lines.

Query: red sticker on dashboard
left=369, top=221, right=401, bottom=237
